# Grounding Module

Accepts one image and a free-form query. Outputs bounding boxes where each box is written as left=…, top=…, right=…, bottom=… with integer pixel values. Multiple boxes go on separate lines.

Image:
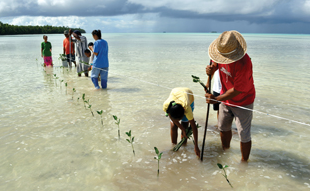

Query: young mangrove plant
left=84, top=99, right=94, bottom=117
left=59, top=79, right=64, bottom=87
left=154, top=147, right=163, bottom=177
left=72, top=88, right=76, bottom=100
left=192, top=75, right=207, bottom=91
left=217, top=163, right=233, bottom=188
left=125, top=130, right=135, bottom=156
left=65, top=82, right=68, bottom=94
left=97, top=110, right=104, bottom=126
left=82, top=93, right=86, bottom=109
left=88, top=104, right=94, bottom=117
left=173, top=122, right=201, bottom=151
left=113, top=115, right=121, bottom=139
left=53, top=74, right=59, bottom=86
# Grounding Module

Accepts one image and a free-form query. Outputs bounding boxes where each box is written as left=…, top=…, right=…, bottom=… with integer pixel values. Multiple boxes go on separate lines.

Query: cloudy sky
left=1, top=0, right=310, bottom=33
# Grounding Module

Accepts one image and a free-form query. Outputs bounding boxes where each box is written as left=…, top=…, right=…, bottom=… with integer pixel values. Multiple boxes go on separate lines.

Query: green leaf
left=154, top=147, right=159, bottom=155
left=113, top=115, right=117, bottom=120
left=132, top=137, right=134, bottom=142
left=223, top=165, right=228, bottom=168
left=191, top=75, right=199, bottom=79
left=217, top=163, right=223, bottom=169
left=126, top=139, right=130, bottom=143
left=126, top=132, right=129, bottom=136
left=154, top=157, right=157, bottom=159
left=82, top=93, right=85, bottom=100
left=158, top=152, right=163, bottom=160
left=128, top=130, right=131, bottom=137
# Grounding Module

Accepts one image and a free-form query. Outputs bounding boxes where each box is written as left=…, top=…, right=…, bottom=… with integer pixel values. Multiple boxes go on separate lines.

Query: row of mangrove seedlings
left=39, top=60, right=233, bottom=187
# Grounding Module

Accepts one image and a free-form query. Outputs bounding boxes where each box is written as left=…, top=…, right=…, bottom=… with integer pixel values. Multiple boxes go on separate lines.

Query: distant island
left=0, top=21, right=86, bottom=35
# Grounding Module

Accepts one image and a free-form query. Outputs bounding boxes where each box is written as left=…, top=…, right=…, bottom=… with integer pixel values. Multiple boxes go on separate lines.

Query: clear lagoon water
left=0, top=33, right=310, bottom=190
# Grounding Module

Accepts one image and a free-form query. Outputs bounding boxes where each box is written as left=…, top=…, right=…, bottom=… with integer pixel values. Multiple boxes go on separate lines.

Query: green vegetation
left=97, top=110, right=104, bottom=126
left=173, top=123, right=201, bottom=151
left=113, top=115, right=121, bottom=139
left=0, top=21, right=86, bottom=35
left=65, top=82, right=68, bottom=94
left=154, top=147, right=163, bottom=177
left=125, top=130, right=135, bottom=156
left=84, top=99, right=94, bottom=117
left=72, top=88, right=76, bottom=100
left=191, top=75, right=207, bottom=90
left=217, top=163, right=233, bottom=188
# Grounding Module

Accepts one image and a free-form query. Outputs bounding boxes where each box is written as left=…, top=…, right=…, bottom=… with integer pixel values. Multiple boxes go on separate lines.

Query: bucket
left=62, top=60, right=68, bottom=67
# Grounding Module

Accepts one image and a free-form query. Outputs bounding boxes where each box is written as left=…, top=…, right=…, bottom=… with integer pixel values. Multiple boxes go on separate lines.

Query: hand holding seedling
left=154, top=147, right=163, bottom=177
left=217, top=163, right=233, bottom=188
left=173, top=122, right=200, bottom=152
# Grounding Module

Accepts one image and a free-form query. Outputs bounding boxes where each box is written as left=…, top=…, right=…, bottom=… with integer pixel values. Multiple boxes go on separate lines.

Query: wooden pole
left=200, top=60, right=212, bottom=161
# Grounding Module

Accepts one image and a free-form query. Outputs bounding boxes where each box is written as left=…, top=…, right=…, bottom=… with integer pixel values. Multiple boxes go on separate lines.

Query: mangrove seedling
left=82, top=93, right=86, bottom=109
left=88, top=104, right=94, bottom=117
left=191, top=75, right=207, bottom=91
left=113, top=115, right=121, bottom=139
left=84, top=99, right=94, bottom=117
left=65, top=82, right=68, bottom=94
left=97, top=110, right=104, bottom=126
left=173, top=122, right=201, bottom=151
left=72, top=88, right=76, bottom=100
left=154, top=147, right=163, bottom=177
left=53, top=74, right=59, bottom=86
left=217, top=163, right=233, bottom=188
left=125, top=130, right=135, bottom=156
left=60, top=79, right=64, bottom=87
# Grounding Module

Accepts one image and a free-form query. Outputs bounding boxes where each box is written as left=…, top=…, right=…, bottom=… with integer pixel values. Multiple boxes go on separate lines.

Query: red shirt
left=63, top=37, right=75, bottom=55
left=218, top=53, right=255, bottom=106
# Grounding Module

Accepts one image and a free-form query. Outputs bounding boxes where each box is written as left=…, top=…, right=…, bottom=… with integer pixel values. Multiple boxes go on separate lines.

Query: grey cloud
left=0, top=0, right=147, bottom=17
left=1, top=0, right=309, bottom=25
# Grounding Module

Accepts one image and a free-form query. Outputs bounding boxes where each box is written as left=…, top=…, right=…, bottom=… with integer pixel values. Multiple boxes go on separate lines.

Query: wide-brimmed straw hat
left=208, top=30, right=247, bottom=64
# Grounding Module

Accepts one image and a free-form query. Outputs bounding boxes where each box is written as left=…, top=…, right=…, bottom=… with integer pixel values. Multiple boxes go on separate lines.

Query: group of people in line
left=40, top=29, right=109, bottom=89
left=42, top=30, right=255, bottom=162
left=164, top=31, right=255, bottom=162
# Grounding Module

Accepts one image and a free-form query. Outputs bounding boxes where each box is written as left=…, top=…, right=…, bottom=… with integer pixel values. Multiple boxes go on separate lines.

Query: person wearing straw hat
left=205, top=30, right=255, bottom=162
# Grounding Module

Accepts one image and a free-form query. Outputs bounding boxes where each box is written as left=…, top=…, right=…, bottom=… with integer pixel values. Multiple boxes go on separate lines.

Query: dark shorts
left=66, top=54, right=75, bottom=62
left=213, top=91, right=220, bottom=111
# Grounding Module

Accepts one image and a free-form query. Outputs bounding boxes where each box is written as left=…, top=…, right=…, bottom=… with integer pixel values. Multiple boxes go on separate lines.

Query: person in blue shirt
left=91, top=30, right=109, bottom=89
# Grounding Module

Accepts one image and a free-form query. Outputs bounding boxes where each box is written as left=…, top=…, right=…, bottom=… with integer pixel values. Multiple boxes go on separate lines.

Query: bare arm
left=169, top=115, right=188, bottom=139
left=189, top=119, right=200, bottom=157
left=93, top=52, right=98, bottom=56
left=206, top=87, right=241, bottom=104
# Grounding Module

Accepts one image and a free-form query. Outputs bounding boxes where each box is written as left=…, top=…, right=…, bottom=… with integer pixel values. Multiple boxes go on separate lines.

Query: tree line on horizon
left=0, top=21, right=86, bottom=35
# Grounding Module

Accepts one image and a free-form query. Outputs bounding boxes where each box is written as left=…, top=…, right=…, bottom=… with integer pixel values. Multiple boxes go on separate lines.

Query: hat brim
left=208, top=31, right=247, bottom=64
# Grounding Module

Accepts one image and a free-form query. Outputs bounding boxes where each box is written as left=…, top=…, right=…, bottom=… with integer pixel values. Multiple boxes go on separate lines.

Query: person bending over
left=163, top=87, right=200, bottom=157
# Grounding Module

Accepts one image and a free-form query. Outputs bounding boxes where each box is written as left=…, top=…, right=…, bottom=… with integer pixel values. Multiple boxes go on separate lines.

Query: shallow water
left=0, top=33, right=310, bottom=190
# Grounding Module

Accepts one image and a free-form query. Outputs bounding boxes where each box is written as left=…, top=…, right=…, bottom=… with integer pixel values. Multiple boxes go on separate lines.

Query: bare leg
left=181, top=121, right=189, bottom=145
left=240, top=141, right=251, bottom=162
left=170, top=121, right=178, bottom=144
left=220, top=130, right=232, bottom=150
